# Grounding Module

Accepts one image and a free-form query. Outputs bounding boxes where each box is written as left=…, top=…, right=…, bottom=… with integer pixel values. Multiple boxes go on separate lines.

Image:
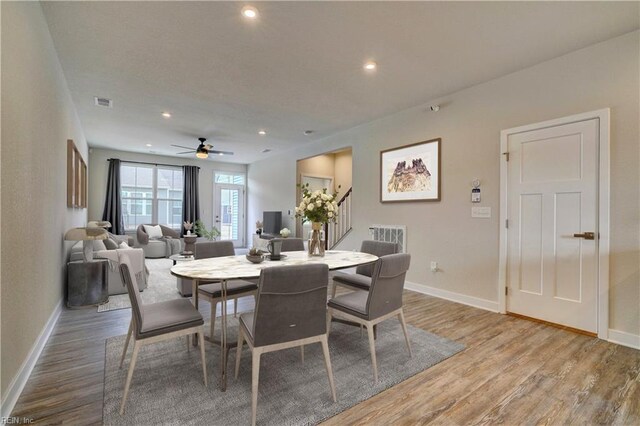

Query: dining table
left=170, top=249, right=378, bottom=391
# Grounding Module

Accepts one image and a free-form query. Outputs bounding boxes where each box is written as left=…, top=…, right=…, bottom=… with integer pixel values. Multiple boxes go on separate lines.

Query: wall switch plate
left=471, top=206, right=491, bottom=218
left=430, top=261, right=438, bottom=272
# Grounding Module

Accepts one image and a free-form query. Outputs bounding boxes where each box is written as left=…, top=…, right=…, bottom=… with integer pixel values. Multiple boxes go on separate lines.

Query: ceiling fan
left=172, top=137, right=233, bottom=159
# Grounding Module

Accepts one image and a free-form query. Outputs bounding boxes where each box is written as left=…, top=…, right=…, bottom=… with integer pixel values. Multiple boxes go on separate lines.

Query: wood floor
left=11, top=290, right=640, bottom=425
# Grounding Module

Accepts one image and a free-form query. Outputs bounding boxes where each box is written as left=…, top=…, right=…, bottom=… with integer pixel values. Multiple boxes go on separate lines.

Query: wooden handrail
left=337, top=187, right=353, bottom=206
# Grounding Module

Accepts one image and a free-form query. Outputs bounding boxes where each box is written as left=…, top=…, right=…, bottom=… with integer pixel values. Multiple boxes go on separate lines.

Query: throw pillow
left=143, top=224, right=163, bottom=239
left=103, top=238, right=118, bottom=250
left=119, top=242, right=130, bottom=249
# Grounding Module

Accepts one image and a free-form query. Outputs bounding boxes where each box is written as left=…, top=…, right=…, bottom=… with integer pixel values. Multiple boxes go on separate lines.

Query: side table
left=170, top=254, right=195, bottom=297
left=183, top=234, right=198, bottom=254
left=67, top=260, right=109, bottom=308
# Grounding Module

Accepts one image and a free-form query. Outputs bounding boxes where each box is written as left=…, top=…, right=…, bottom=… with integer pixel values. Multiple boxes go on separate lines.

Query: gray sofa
left=70, top=239, right=148, bottom=295
left=136, top=224, right=182, bottom=258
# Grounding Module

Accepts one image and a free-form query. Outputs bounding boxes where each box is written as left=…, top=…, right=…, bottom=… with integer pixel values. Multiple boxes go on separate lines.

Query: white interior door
left=506, top=118, right=598, bottom=333
left=214, top=183, right=245, bottom=247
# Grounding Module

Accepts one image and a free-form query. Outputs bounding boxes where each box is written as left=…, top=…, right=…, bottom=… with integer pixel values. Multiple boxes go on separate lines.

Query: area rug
left=102, top=319, right=464, bottom=425
left=98, top=259, right=182, bottom=312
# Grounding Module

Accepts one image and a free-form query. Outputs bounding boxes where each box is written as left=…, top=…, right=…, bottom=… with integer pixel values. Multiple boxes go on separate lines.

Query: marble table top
left=170, top=250, right=378, bottom=281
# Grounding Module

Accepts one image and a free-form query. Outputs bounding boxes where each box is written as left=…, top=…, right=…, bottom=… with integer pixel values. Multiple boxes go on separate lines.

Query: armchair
left=136, top=224, right=182, bottom=258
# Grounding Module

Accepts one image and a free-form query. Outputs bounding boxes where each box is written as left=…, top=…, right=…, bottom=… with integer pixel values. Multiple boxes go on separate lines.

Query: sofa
left=70, top=239, right=148, bottom=295
left=136, top=224, right=182, bottom=258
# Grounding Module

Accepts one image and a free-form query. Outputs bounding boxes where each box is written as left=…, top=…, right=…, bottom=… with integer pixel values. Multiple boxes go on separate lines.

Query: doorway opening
left=295, top=148, right=353, bottom=248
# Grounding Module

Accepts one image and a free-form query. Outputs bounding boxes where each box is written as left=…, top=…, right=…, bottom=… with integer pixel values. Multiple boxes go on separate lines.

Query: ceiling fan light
left=196, top=150, right=208, bottom=159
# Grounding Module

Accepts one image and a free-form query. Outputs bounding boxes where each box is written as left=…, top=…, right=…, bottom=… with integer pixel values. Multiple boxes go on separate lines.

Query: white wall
left=248, top=31, right=640, bottom=336
left=1, top=1, right=89, bottom=399
left=88, top=148, right=247, bottom=236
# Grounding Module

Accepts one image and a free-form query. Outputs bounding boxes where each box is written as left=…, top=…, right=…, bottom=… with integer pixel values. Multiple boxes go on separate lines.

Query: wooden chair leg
left=198, top=330, right=208, bottom=387
left=300, top=345, right=305, bottom=363
left=326, top=309, right=333, bottom=335
left=120, top=319, right=133, bottom=369
left=398, top=310, right=412, bottom=358
left=330, top=282, right=337, bottom=299
left=367, top=324, right=378, bottom=382
left=235, top=327, right=245, bottom=379
left=320, top=335, right=337, bottom=402
left=210, top=301, right=217, bottom=340
left=251, top=350, right=262, bottom=426
left=120, top=341, right=140, bottom=415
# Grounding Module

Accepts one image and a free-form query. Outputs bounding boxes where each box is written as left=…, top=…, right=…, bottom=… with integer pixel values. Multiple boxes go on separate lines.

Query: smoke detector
left=429, top=105, right=440, bottom=112
left=304, top=130, right=313, bottom=135
left=94, top=96, right=113, bottom=108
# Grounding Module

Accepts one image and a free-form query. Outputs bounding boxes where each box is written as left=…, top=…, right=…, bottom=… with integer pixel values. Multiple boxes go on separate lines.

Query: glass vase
left=308, top=222, right=325, bottom=257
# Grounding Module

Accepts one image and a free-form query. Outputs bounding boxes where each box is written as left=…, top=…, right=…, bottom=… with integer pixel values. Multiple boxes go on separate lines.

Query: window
left=215, top=172, right=245, bottom=185
left=121, top=164, right=183, bottom=232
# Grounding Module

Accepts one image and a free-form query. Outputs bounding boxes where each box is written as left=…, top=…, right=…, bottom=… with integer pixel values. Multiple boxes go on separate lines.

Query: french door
left=214, top=183, right=245, bottom=247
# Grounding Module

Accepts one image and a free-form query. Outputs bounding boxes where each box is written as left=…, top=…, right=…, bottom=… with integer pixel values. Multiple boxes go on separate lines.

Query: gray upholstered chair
left=273, top=237, right=305, bottom=252
left=327, top=253, right=412, bottom=382
left=118, top=255, right=207, bottom=415
left=234, top=264, right=337, bottom=426
left=136, top=224, right=181, bottom=258
left=195, top=241, right=258, bottom=339
left=331, top=240, right=399, bottom=297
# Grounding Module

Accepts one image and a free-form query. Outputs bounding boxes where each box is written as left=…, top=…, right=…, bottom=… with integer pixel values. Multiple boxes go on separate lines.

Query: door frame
left=498, top=108, right=610, bottom=339
left=213, top=182, right=246, bottom=248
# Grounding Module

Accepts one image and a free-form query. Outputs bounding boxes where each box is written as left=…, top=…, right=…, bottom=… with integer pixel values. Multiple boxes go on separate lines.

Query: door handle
left=573, top=232, right=595, bottom=240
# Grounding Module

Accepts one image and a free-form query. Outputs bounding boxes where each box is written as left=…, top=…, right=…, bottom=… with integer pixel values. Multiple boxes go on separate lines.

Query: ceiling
left=42, top=1, right=639, bottom=164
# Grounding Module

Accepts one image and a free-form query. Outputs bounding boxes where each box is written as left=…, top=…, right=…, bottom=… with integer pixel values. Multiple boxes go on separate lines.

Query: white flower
left=307, top=204, right=315, bottom=211
left=328, top=212, right=334, bottom=218
left=280, top=228, right=291, bottom=237
left=316, top=200, right=322, bottom=207
left=327, top=203, right=334, bottom=212
left=321, top=193, right=330, bottom=200
left=313, top=190, right=322, bottom=197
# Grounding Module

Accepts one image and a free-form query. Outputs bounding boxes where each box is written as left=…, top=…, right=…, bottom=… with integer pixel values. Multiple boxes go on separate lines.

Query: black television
left=262, top=211, right=282, bottom=236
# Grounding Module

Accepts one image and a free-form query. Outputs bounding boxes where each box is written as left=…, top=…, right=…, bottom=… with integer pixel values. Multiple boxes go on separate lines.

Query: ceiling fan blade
left=171, top=144, right=195, bottom=150
left=204, top=144, right=214, bottom=150
left=176, top=151, right=195, bottom=155
left=208, top=149, right=234, bottom=156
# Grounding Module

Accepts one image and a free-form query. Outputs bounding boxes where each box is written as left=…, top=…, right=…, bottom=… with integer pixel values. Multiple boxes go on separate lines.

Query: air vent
left=262, top=149, right=272, bottom=153
left=94, top=96, right=113, bottom=108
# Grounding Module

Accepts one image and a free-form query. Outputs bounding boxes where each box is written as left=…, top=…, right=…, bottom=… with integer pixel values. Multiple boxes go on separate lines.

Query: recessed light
left=145, top=144, right=152, bottom=147
left=161, top=112, right=171, bottom=118
left=364, top=61, right=377, bottom=71
left=242, top=6, right=258, bottom=19
left=258, top=130, right=266, bottom=135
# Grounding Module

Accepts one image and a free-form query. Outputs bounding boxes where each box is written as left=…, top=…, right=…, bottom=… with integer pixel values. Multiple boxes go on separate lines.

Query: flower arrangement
left=255, top=220, right=263, bottom=235
left=280, top=228, right=291, bottom=238
left=294, top=184, right=340, bottom=224
left=183, top=221, right=193, bottom=235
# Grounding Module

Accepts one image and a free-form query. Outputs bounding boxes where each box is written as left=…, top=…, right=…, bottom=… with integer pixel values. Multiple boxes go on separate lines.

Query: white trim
left=405, top=281, right=499, bottom=313
left=498, top=108, right=611, bottom=340
left=607, top=329, right=640, bottom=350
left=0, top=300, right=63, bottom=418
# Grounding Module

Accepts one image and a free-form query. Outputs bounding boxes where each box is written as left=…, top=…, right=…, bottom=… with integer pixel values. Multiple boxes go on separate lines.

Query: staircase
left=326, top=187, right=352, bottom=249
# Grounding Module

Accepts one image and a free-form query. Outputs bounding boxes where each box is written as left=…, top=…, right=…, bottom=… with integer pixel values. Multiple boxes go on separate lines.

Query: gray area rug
left=103, top=319, right=464, bottom=425
left=98, top=259, right=182, bottom=312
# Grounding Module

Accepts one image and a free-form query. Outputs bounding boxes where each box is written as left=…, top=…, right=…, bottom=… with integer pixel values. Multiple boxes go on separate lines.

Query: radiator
left=368, top=224, right=407, bottom=253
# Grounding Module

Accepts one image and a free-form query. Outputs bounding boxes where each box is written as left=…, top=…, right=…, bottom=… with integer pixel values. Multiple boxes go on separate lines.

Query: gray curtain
left=182, top=165, right=200, bottom=236
left=102, top=159, right=124, bottom=235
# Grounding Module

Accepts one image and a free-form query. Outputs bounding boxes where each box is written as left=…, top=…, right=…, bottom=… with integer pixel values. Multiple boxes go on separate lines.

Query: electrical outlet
left=430, top=261, right=438, bottom=272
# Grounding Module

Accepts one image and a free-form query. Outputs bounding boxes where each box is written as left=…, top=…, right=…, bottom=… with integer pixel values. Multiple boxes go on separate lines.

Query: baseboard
left=1, top=299, right=63, bottom=418
left=405, top=281, right=499, bottom=313
left=607, top=328, right=640, bottom=350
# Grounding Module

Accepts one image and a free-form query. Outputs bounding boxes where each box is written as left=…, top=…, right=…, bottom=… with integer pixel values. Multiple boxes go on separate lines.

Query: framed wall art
left=67, top=139, right=87, bottom=208
left=380, top=137, right=441, bottom=203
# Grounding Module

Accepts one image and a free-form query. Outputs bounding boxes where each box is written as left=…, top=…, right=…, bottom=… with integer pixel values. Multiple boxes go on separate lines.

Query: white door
left=214, top=184, right=245, bottom=247
left=506, top=119, right=598, bottom=333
